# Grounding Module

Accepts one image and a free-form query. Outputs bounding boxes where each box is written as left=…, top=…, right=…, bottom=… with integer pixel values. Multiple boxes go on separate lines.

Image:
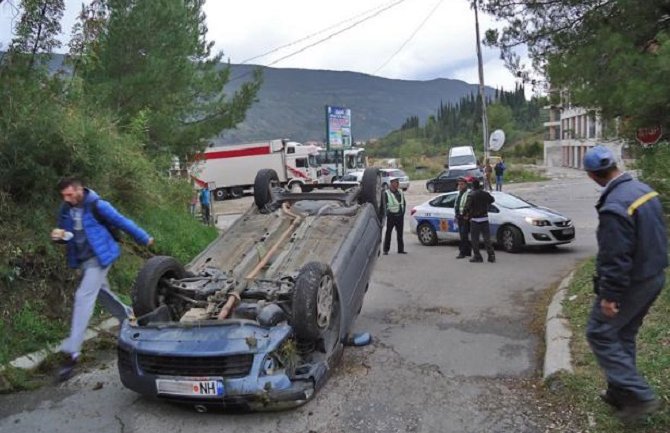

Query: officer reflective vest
left=385, top=189, right=405, bottom=214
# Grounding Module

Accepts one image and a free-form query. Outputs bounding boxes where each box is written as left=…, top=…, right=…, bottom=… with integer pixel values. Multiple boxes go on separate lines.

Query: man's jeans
left=60, top=258, right=133, bottom=355
left=586, top=273, right=665, bottom=401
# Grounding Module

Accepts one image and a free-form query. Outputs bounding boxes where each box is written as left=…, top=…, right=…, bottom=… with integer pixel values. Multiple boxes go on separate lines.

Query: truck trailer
left=190, top=140, right=321, bottom=200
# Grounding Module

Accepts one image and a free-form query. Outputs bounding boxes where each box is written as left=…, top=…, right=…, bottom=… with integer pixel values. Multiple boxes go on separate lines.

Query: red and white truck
left=190, top=139, right=322, bottom=200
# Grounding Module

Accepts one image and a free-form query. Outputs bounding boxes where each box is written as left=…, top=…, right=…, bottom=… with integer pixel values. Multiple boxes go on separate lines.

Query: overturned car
left=117, top=168, right=384, bottom=411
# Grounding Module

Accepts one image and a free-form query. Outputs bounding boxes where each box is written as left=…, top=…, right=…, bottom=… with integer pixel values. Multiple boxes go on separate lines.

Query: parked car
left=332, top=170, right=364, bottom=189
left=425, top=168, right=484, bottom=193
left=380, top=168, right=410, bottom=191
left=118, top=168, right=384, bottom=411
left=409, top=191, right=575, bottom=252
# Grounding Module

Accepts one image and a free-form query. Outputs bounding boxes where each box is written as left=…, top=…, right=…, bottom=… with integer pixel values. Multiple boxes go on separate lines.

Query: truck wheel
left=132, top=256, right=186, bottom=318
left=214, top=189, right=227, bottom=201
left=254, top=169, right=279, bottom=210
left=229, top=187, right=244, bottom=198
left=360, top=167, right=383, bottom=220
left=288, top=182, right=303, bottom=193
left=292, top=262, right=340, bottom=344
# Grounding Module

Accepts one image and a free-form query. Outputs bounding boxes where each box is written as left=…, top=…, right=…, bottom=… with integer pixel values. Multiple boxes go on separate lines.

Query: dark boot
left=55, top=353, right=78, bottom=383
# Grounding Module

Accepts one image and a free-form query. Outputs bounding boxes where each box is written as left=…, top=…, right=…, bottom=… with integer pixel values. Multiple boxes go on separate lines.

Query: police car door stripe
left=627, top=191, right=659, bottom=216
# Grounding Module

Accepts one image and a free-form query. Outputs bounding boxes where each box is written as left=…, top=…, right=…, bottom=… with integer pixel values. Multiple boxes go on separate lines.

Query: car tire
left=132, top=256, right=186, bottom=318
left=427, top=183, right=435, bottom=193
left=292, top=262, right=339, bottom=343
left=498, top=225, right=524, bottom=253
left=254, top=168, right=280, bottom=210
left=360, top=167, right=383, bottom=221
left=417, top=223, right=438, bottom=246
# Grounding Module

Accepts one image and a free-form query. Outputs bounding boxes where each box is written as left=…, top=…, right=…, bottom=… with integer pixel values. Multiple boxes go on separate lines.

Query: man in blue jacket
left=583, top=146, right=667, bottom=419
left=51, top=177, right=154, bottom=382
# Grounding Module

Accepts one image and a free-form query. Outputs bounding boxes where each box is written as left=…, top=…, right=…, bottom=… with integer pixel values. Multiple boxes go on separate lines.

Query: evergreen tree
left=78, top=0, right=262, bottom=159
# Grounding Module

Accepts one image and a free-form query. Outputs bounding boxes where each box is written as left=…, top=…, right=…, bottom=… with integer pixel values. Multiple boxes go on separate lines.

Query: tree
left=482, top=0, right=670, bottom=132
left=78, top=0, right=262, bottom=159
left=6, top=0, right=64, bottom=71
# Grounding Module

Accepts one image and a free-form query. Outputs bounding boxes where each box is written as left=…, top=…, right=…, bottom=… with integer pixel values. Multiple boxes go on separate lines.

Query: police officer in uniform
left=583, top=145, right=667, bottom=419
left=454, top=176, right=472, bottom=258
left=383, top=177, right=407, bottom=255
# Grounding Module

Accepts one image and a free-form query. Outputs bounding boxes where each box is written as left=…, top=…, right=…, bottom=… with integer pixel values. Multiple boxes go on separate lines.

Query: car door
left=427, top=193, right=458, bottom=240
left=443, top=170, right=463, bottom=192
left=434, top=171, right=450, bottom=192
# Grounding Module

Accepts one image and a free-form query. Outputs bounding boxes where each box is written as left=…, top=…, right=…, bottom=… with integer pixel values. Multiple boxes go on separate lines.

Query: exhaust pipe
left=194, top=405, right=208, bottom=413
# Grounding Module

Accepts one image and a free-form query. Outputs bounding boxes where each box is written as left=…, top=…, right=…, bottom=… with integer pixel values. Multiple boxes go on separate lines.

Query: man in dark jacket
left=51, top=177, right=154, bottom=382
left=463, top=179, right=495, bottom=263
left=583, top=146, right=667, bottom=419
left=454, top=176, right=471, bottom=259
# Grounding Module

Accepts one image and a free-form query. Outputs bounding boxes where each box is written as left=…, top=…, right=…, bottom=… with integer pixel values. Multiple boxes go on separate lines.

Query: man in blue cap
left=583, top=145, right=667, bottom=419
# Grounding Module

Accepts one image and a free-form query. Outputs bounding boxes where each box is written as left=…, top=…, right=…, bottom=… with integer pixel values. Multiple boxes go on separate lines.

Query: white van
left=448, top=146, right=478, bottom=170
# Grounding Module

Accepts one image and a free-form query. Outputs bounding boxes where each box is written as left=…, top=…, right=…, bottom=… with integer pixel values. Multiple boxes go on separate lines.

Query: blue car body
left=118, top=171, right=383, bottom=411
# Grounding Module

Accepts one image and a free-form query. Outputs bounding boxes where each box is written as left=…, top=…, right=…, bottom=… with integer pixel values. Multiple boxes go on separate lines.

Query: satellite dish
left=489, top=129, right=505, bottom=152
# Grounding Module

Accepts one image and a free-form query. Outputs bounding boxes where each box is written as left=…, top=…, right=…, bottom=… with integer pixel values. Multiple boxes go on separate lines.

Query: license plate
left=562, top=227, right=574, bottom=235
left=156, top=378, right=224, bottom=397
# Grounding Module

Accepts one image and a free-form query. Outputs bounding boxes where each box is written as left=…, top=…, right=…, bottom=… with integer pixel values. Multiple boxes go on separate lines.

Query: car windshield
left=384, top=169, right=404, bottom=178
left=450, top=155, right=476, bottom=166
left=495, top=193, right=533, bottom=209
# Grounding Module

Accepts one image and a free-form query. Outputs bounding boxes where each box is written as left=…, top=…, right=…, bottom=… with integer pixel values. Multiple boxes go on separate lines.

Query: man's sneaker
left=56, top=353, right=78, bottom=383
left=488, top=255, right=496, bottom=263
left=469, top=257, right=483, bottom=263
left=616, top=398, right=661, bottom=420
left=456, top=254, right=469, bottom=259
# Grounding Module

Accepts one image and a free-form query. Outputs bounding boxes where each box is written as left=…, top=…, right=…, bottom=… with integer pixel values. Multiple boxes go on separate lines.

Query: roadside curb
left=543, top=270, right=575, bottom=380
left=1, top=318, right=120, bottom=373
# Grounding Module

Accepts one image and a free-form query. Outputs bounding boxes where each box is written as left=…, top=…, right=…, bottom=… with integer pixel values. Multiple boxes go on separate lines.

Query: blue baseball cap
left=583, top=145, right=616, bottom=172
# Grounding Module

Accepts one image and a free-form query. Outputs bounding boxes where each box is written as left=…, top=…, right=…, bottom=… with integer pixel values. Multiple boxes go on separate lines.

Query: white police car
left=409, top=191, right=575, bottom=252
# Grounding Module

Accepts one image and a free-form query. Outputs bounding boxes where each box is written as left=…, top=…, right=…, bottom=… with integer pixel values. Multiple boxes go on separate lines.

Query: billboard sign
left=326, top=105, right=352, bottom=150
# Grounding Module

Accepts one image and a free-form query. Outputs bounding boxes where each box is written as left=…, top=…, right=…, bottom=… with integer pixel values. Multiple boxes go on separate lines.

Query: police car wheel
left=417, top=223, right=438, bottom=246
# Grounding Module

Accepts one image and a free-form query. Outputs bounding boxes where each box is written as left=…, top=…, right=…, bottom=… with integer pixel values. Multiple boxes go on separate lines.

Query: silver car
left=380, top=168, right=410, bottom=191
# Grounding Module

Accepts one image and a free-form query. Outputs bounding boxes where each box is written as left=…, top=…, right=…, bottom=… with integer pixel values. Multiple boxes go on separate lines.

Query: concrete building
left=543, top=92, right=625, bottom=168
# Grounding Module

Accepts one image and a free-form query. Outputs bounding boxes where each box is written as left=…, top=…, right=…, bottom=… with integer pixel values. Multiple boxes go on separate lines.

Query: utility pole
left=473, top=0, right=489, bottom=162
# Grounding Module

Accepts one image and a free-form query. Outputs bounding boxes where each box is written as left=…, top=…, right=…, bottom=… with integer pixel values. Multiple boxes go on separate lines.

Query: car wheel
left=292, top=262, right=340, bottom=346
left=214, top=188, right=227, bottom=201
left=132, top=256, right=186, bottom=318
left=427, top=183, right=435, bottom=193
left=360, top=167, right=383, bottom=221
left=498, top=225, right=524, bottom=253
left=417, top=223, right=438, bottom=246
left=254, top=168, right=279, bottom=211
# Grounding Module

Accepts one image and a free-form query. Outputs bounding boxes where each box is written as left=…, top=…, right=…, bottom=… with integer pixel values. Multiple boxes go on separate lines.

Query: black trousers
left=384, top=213, right=405, bottom=253
left=457, top=216, right=471, bottom=256
left=470, top=220, right=494, bottom=259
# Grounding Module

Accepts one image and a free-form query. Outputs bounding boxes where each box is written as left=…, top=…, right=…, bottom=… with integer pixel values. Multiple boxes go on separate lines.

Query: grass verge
left=549, top=259, right=670, bottom=432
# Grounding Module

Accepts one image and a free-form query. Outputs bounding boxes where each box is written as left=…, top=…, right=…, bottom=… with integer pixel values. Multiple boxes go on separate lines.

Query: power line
left=373, top=0, right=444, bottom=75
left=229, top=0, right=408, bottom=82
left=239, top=0, right=402, bottom=65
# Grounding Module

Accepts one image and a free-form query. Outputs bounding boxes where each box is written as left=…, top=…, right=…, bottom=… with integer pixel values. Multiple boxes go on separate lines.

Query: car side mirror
left=488, top=205, right=499, bottom=213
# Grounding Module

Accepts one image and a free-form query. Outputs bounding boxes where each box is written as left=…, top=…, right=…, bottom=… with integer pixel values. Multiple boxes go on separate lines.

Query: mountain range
left=218, top=64, right=495, bottom=144
left=38, top=54, right=495, bottom=144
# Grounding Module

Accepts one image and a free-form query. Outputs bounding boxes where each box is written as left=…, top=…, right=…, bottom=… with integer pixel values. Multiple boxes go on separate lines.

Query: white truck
left=190, top=139, right=321, bottom=200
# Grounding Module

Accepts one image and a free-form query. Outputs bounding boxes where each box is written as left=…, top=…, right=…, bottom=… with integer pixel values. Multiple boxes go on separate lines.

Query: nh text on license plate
left=156, top=378, right=224, bottom=397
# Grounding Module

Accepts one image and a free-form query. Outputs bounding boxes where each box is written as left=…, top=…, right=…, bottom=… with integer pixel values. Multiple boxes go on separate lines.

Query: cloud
left=0, top=0, right=525, bottom=90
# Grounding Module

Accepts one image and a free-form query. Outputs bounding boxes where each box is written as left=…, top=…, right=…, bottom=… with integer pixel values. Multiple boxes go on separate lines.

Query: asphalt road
left=0, top=168, right=601, bottom=433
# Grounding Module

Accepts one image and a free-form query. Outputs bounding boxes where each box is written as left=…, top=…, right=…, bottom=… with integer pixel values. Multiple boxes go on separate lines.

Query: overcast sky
left=0, top=0, right=524, bottom=90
